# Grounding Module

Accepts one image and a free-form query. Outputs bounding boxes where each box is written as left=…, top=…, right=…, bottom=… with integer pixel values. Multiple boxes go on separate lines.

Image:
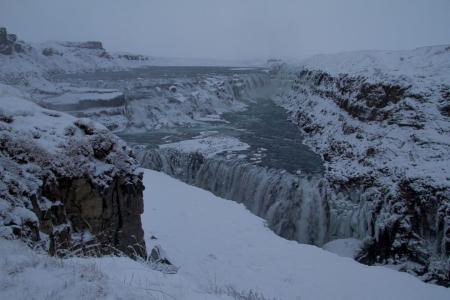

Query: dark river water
left=56, top=66, right=323, bottom=175
left=55, top=66, right=265, bottom=80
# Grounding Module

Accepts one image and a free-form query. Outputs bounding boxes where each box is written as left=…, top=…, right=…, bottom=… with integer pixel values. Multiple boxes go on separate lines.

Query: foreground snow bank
left=141, top=169, right=450, bottom=300
left=0, top=239, right=223, bottom=300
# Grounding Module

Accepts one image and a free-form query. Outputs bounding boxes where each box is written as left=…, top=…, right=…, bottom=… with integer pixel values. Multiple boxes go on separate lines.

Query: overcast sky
left=1, top=0, right=450, bottom=60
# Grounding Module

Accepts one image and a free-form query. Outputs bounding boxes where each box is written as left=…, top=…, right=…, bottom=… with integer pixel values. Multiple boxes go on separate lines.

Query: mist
left=1, top=0, right=450, bottom=60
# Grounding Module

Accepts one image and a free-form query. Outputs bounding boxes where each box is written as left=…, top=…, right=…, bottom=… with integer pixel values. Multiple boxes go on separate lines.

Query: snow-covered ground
left=299, top=45, right=450, bottom=84
left=1, top=169, right=449, bottom=300
left=141, top=170, right=450, bottom=299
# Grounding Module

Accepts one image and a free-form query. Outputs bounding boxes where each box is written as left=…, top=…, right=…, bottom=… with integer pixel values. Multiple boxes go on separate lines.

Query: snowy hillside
left=0, top=29, right=153, bottom=76
left=300, top=45, right=450, bottom=84
left=1, top=169, right=449, bottom=300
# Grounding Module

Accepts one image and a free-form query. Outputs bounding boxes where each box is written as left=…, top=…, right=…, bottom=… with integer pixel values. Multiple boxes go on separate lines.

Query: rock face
left=118, top=53, right=149, bottom=61
left=0, top=84, right=146, bottom=258
left=78, top=41, right=104, bottom=50
left=0, top=27, right=24, bottom=55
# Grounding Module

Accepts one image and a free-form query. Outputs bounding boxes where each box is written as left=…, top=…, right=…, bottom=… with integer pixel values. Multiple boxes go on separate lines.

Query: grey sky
left=1, top=0, right=450, bottom=60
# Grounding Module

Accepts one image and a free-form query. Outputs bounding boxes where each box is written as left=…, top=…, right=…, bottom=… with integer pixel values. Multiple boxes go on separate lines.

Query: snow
left=140, top=169, right=450, bottom=300
left=43, top=91, right=123, bottom=105
left=0, top=40, right=153, bottom=77
left=0, top=83, right=83, bottom=152
left=322, top=238, right=362, bottom=258
left=299, top=44, right=450, bottom=84
left=159, top=135, right=250, bottom=158
left=194, top=114, right=230, bottom=123
left=0, top=239, right=221, bottom=300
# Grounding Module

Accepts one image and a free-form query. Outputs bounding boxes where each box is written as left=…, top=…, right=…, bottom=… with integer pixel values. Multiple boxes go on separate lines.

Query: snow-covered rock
left=0, top=28, right=152, bottom=77
left=0, top=27, right=25, bottom=55
left=0, top=83, right=146, bottom=258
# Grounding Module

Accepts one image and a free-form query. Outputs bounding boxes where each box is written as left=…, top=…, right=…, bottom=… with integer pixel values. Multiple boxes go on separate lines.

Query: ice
left=159, top=135, right=250, bottom=158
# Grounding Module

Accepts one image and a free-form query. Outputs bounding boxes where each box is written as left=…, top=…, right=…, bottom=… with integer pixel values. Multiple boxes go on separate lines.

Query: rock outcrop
left=0, top=84, right=146, bottom=258
left=0, top=28, right=154, bottom=85
left=0, top=27, right=24, bottom=55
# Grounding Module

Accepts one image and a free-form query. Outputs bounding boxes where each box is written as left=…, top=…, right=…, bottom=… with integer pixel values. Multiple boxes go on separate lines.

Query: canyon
left=1, top=27, right=449, bottom=290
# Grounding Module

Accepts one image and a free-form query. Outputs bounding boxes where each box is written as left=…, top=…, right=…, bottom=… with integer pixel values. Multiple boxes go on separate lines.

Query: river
left=55, top=66, right=323, bottom=175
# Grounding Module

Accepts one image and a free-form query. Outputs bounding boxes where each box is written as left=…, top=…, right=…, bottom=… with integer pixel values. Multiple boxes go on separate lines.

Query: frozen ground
left=1, top=169, right=449, bottom=300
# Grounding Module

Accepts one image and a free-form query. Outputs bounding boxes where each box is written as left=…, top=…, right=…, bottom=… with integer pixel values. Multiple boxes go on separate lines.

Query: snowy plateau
left=0, top=27, right=449, bottom=299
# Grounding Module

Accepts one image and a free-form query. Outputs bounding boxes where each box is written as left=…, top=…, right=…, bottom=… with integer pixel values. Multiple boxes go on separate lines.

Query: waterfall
left=137, top=148, right=334, bottom=246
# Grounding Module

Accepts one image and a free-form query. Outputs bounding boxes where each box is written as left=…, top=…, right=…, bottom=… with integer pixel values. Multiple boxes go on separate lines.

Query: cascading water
left=137, top=148, right=336, bottom=246
left=127, top=70, right=374, bottom=248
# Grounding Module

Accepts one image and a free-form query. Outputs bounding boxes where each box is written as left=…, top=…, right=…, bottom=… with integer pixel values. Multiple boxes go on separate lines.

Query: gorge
left=1, top=27, right=449, bottom=291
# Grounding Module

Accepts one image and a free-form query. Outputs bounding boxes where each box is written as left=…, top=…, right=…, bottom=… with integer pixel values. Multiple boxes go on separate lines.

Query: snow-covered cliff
left=0, top=27, right=152, bottom=76
left=0, top=83, right=146, bottom=258
left=272, top=45, right=450, bottom=285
